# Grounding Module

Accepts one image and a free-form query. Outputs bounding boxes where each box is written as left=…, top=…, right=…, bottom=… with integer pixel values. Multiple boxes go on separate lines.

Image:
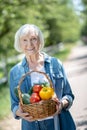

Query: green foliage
left=82, top=0, right=87, bottom=5
left=80, top=0, right=87, bottom=44
left=81, top=21, right=87, bottom=36
left=0, top=0, right=81, bottom=82
left=0, top=0, right=81, bottom=58
left=45, top=18, right=62, bottom=46
left=0, top=68, right=4, bottom=78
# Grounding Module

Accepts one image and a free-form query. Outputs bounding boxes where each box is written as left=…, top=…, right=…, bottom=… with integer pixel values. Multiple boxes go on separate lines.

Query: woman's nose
left=27, top=40, right=32, bottom=46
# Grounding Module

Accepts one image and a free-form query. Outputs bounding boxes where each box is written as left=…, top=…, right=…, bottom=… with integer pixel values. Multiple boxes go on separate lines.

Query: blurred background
left=0, top=0, right=87, bottom=130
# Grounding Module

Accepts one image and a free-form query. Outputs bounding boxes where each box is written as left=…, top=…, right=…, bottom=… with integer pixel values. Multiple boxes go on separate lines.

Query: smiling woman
left=9, top=24, right=76, bottom=130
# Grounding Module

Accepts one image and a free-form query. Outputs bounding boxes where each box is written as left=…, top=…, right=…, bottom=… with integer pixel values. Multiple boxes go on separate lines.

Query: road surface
left=64, top=43, right=87, bottom=130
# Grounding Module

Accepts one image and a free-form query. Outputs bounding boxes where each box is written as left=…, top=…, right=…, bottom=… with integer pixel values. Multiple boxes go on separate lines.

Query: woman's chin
left=26, top=51, right=37, bottom=56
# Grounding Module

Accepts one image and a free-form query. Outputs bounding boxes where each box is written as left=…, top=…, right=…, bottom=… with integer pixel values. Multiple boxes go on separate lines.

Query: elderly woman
left=9, top=24, right=76, bottom=130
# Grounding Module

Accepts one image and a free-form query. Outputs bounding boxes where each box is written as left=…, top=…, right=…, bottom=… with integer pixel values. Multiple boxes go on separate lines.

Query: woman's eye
left=23, top=39, right=27, bottom=42
left=33, top=38, right=37, bottom=40
left=31, top=38, right=37, bottom=42
left=24, top=39, right=27, bottom=41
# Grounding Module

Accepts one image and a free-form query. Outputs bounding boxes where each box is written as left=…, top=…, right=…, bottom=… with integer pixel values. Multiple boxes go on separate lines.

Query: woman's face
left=20, top=31, right=40, bottom=56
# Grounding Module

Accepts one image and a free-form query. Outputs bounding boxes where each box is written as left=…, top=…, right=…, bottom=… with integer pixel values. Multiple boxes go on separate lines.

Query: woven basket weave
left=18, top=70, right=56, bottom=120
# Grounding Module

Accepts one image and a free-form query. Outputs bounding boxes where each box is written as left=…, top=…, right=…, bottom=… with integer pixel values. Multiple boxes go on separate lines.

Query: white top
left=30, top=67, right=49, bottom=86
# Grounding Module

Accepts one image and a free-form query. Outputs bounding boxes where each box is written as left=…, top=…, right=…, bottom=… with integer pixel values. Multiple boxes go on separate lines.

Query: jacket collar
left=21, top=52, right=51, bottom=67
left=22, top=56, right=27, bottom=66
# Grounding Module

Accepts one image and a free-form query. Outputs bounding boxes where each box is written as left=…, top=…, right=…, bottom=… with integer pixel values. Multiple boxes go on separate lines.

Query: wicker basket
left=18, top=70, right=56, bottom=120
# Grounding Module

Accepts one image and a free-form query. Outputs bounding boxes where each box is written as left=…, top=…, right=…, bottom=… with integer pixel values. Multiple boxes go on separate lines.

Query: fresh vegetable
left=22, top=93, right=30, bottom=104
left=30, top=93, right=41, bottom=103
left=28, top=87, right=33, bottom=95
left=14, top=87, right=30, bottom=104
left=14, top=86, right=19, bottom=97
left=41, top=82, right=50, bottom=87
left=14, top=82, right=55, bottom=105
left=39, top=87, right=54, bottom=100
left=33, top=84, right=42, bottom=93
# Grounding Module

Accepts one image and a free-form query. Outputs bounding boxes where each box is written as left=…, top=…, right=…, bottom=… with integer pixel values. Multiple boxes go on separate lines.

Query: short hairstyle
left=14, top=24, right=44, bottom=52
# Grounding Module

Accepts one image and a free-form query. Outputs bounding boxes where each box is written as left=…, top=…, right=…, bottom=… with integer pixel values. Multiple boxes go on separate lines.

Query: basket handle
left=18, top=70, right=53, bottom=105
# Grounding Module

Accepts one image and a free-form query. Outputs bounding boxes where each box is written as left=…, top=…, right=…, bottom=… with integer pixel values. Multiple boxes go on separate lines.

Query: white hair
left=14, top=24, right=44, bottom=52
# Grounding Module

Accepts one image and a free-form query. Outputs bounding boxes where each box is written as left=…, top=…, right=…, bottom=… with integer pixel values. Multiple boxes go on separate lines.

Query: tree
left=0, top=0, right=81, bottom=63
left=0, top=0, right=81, bottom=81
left=0, top=0, right=34, bottom=78
left=80, top=0, right=87, bottom=44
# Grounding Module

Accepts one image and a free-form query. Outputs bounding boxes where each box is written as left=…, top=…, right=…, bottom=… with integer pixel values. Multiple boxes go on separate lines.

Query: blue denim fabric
left=21, top=119, right=54, bottom=130
left=9, top=53, right=75, bottom=130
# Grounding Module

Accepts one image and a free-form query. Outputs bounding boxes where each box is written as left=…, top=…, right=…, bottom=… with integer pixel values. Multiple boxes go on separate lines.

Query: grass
left=0, top=42, right=77, bottom=120
left=0, top=83, right=10, bottom=120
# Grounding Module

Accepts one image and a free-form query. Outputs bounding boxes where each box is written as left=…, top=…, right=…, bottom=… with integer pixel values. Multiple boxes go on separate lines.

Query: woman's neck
left=26, top=52, right=44, bottom=70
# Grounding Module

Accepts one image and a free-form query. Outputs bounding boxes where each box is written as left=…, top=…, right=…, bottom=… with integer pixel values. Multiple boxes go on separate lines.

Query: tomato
left=33, top=84, right=42, bottom=93
left=39, top=87, right=54, bottom=100
left=30, top=93, right=41, bottom=103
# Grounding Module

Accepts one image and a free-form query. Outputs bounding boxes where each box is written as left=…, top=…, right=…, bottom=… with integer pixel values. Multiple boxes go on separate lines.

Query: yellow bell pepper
left=39, top=87, right=54, bottom=100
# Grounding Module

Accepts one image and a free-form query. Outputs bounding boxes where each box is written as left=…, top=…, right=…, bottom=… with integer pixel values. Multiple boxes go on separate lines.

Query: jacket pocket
left=52, top=72, right=64, bottom=99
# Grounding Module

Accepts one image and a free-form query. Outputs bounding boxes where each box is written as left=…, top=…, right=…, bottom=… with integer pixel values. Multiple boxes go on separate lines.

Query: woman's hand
left=16, top=103, right=34, bottom=122
left=56, top=101, right=63, bottom=114
left=53, top=98, right=69, bottom=116
left=54, top=100, right=63, bottom=115
left=52, top=94, right=69, bottom=115
left=52, top=94, right=62, bottom=115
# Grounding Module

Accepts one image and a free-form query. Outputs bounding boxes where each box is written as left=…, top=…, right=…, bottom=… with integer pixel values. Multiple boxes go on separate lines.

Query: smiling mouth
left=26, top=48, right=35, bottom=51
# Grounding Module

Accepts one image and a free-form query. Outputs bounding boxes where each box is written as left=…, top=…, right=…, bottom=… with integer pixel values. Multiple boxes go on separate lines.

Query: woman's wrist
left=61, top=99, right=69, bottom=109
left=16, top=109, right=21, bottom=117
left=60, top=101, right=64, bottom=109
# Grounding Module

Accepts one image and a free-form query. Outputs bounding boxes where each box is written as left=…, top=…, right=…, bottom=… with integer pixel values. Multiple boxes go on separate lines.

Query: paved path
left=0, top=43, right=87, bottom=130
left=64, top=43, right=87, bottom=130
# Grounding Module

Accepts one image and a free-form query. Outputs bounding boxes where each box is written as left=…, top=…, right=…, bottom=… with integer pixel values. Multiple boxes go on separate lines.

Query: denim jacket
left=9, top=53, right=75, bottom=130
